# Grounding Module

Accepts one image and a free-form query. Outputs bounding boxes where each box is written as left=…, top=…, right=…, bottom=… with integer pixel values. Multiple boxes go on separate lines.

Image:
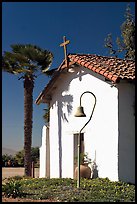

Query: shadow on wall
left=118, top=82, right=135, bottom=184
left=92, top=161, right=98, bottom=179
left=53, top=68, right=90, bottom=178
left=62, top=94, right=73, bottom=122
left=52, top=72, right=75, bottom=178
left=57, top=94, right=73, bottom=177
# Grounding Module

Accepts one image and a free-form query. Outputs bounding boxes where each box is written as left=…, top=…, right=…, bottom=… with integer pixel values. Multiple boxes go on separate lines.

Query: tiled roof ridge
left=68, top=53, right=135, bottom=62
left=67, top=53, right=135, bottom=83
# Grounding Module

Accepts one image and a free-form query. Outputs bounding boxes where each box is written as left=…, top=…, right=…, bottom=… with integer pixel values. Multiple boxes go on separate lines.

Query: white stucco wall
left=48, top=66, right=120, bottom=181
left=39, top=126, right=47, bottom=178
left=118, top=82, right=135, bottom=183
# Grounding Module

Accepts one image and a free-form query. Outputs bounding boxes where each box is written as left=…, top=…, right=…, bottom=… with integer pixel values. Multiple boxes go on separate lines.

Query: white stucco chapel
left=35, top=40, right=135, bottom=184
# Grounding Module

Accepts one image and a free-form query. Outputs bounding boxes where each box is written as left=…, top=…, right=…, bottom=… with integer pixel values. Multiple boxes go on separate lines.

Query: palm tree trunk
left=24, top=75, right=34, bottom=176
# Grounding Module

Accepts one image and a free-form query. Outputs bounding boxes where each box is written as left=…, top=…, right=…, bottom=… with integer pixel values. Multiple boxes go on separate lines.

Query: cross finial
left=60, top=36, right=70, bottom=67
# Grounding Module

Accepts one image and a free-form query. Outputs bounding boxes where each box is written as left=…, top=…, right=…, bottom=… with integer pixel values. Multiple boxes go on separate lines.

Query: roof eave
left=35, top=91, right=44, bottom=105
left=35, top=69, right=66, bottom=105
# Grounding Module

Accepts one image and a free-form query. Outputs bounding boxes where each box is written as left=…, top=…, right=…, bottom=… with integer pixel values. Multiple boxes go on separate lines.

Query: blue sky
left=2, top=2, right=135, bottom=151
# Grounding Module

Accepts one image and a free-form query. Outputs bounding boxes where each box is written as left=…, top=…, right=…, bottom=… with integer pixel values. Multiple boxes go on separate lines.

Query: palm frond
left=2, top=44, right=54, bottom=76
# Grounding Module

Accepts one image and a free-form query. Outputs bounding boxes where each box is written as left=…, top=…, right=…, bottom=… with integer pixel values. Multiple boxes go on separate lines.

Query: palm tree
left=2, top=44, right=53, bottom=176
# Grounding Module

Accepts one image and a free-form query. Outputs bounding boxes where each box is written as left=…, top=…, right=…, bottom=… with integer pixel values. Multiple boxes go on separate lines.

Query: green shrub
left=2, top=179, right=24, bottom=198
left=2, top=177, right=135, bottom=202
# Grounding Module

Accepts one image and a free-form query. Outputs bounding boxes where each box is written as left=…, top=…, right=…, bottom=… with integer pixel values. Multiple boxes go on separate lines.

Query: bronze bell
left=74, top=106, right=86, bottom=117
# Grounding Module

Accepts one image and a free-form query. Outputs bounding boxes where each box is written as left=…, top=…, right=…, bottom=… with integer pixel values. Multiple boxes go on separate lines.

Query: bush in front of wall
left=2, top=177, right=135, bottom=202
left=2, top=179, right=24, bottom=198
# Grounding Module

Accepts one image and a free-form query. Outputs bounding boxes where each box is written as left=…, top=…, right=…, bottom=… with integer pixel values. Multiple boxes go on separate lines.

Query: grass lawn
left=2, top=176, right=135, bottom=202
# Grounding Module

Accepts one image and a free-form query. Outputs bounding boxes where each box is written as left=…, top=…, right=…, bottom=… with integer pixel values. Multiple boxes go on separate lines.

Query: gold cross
left=60, top=36, right=70, bottom=65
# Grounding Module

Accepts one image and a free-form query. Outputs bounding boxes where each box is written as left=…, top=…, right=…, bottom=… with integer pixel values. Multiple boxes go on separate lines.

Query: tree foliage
left=2, top=154, right=13, bottom=166
left=14, top=147, right=39, bottom=167
left=104, top=4, right=135, bottom=60
left=14, top=150, right=25, bottom=167
left=43, top=105, right=50, bottom=124
left=2, top=147, right=40, bottom=167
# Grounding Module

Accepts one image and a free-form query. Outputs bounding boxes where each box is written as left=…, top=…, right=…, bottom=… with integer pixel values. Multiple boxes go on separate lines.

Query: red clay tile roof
left=35, top=54, right=135, bottom=104
left=67, top=54, right=135, bottom=83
